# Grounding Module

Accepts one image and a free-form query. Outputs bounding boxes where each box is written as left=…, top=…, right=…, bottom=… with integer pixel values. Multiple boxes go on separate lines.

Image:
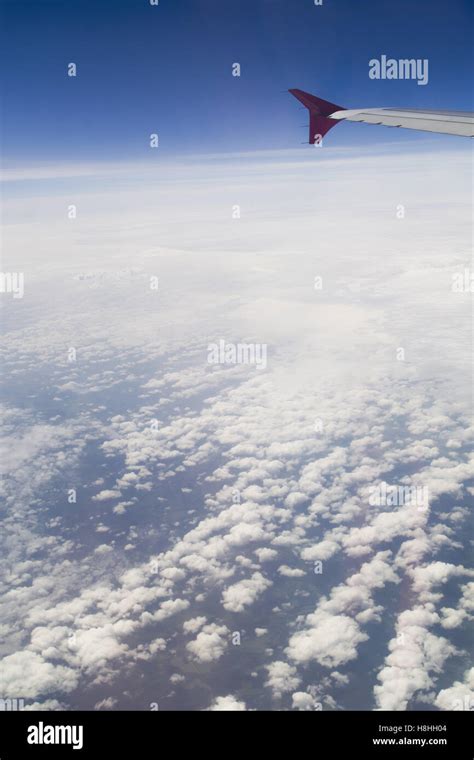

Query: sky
left=0, top=0, right=473, bottom=163
left=0, top=0, right=473, bottom=715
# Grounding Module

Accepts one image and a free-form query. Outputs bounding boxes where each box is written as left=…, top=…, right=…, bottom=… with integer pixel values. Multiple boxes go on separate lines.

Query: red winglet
left=289, top=89, right=346, bottom=144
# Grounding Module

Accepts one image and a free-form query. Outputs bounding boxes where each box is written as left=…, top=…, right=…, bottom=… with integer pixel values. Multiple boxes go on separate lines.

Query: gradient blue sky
left=1, top=0, right=472, bottom=162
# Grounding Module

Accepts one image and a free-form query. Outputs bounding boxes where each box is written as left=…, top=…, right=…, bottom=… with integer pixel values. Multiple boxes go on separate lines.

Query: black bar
left=0, top=710, right=471, bottom=758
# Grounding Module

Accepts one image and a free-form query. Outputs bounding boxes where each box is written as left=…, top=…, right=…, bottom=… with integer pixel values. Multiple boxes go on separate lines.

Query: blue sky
left=1, top=0, right=472, bottom=162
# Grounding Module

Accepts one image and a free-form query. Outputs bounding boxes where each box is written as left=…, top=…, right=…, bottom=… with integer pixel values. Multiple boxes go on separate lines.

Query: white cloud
left=149, top=638, right=167, bottom=654
left=149, top=599, right=190, bottom=622
left=435, top=668, right=474, bottom=711
left=265, top=661, right=301, bottom=698
left=207, top=695, right=246, bottom=711
left=286, top=611, right=368, bottom=668
left=0, top=651, right=78, bottom=699
left=222, top=573, right=272, bottom=613
left=186, top=624, right=229, bottom=663
left=92, top=490, right=122, bottom=502
left=374, top=607, right=459, bottom=711
left=292, top=692, right=319, bottom=711
left=94, top=697, right=118, bottom=710
left=183, top=616, right=207, bottom=634
left=277, top=565, right=306, bottom=578
left=301, top=540, right=340, bottom=562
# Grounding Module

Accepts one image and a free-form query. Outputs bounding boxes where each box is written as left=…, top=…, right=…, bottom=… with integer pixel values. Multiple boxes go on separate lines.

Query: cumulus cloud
left=92, top=489, right=122, bottom=502
left=94, top=697, right=118, bottom=710
left=435, top=668, right=474, bottom=711
left=207, top=695, right=246, bottom=711
left=148, top=599, right=190, bottom=623
left=374, top=607, right=458, bottom=711
left=286, top=611, right=368, bottom=668
left=292, top=692, right=320, bottom=711
left=286, top=552, right=398, bottom=668
left=183, top=616, right=207, bottom=634
left=222, top=573, right=272, bottom=612
left=300, top=540, right=340, bottom=562
left=0, top=651, right=78, bottom=699
left=186, top=624, right=229, bottom=663
left=254, top=548, right=278, bottom=562
left=265, top=661, right=301, bottom=698
left=277, top=565, right=306, bottom=578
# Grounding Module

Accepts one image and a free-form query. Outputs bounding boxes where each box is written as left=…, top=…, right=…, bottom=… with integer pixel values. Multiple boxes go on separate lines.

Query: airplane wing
left=289, top=89, right=474, bottom=143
